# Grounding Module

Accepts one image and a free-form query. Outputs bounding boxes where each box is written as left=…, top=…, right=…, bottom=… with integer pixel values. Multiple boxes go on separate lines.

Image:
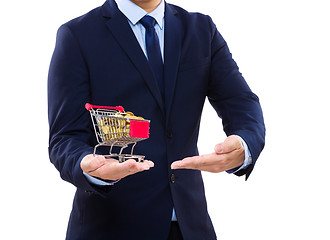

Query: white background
left=1, top=0, right=329, bottom=239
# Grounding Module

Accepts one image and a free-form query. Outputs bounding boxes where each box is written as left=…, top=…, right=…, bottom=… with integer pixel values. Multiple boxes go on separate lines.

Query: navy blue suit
left=48, top=0, right=265, bottom=239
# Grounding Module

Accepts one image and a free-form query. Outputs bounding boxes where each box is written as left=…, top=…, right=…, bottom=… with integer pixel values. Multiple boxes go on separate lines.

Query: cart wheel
left=118, top=155, right=144, bottom=163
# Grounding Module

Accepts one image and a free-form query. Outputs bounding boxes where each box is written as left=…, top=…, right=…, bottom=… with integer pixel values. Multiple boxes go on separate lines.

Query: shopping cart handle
left=85, top=103, right=124, bottom=112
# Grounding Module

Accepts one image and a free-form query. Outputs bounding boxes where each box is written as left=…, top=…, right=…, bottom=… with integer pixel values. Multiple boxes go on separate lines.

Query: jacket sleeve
left=47, top=24, right=110, bottom=195
left=207, top=19, right=266, bottom=179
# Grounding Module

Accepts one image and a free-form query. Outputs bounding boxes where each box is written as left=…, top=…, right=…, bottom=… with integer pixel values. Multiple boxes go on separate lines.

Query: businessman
left=48, top=0, right=265, bottom=239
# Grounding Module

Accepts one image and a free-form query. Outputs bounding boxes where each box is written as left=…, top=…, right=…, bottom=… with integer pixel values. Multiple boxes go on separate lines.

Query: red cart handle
left=85, top=103, right=124, bottom=113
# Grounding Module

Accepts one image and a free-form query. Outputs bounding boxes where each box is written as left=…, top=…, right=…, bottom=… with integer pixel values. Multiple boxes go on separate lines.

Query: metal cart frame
left=85, top=103, right=150, bottom=162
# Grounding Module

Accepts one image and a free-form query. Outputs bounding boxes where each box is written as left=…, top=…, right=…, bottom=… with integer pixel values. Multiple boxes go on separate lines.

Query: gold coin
left=113, top=113, right=122, bottom=118
left=124, top=112, right=134, bottom=117
left=102, top=126, right=111, bottom=134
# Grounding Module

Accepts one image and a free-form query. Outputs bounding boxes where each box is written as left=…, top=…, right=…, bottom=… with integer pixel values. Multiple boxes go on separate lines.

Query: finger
left=143, top=160, right=155, bottom=168
left=113, top=159, right=154, bottom=180
left=172, top=151, right=242, bottom=173
left=87, top=157, right=155, bottom=181
left=120, top=159, right=154, bottom=172
left=171, top=154, right=215, bottom=170
left=80, top=154, right=106, bottom=173
left=105, top=159, right=155, bottom=179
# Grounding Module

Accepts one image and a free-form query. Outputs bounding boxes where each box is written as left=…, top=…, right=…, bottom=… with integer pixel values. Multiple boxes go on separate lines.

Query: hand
left=81, top=154, right=154, bottom=181
left=171, top=135, right=245, bottom=173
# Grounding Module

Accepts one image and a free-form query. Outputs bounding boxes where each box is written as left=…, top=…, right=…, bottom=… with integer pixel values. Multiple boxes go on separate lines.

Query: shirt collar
left=114, top=0, right=165, bottom=29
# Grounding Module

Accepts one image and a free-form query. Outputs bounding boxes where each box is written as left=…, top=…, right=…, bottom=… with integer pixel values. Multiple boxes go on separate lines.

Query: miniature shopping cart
left=85, top=103, right=150, bottom=162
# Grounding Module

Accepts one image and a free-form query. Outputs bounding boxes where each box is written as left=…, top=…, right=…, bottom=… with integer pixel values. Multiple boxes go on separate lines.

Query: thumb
left=214, top=143, right=223, bottom=154
left=214, top=135, right=242, bottom=154
left=81, top=154, right=106, bottom=173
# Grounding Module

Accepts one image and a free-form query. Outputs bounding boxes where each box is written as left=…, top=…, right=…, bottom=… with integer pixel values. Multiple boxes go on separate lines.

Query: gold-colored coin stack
left=97, top=112, right=144, bottom=142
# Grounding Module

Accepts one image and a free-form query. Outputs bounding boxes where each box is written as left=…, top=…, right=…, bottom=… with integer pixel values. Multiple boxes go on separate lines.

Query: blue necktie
left=139, top=16, right=164, bottom=99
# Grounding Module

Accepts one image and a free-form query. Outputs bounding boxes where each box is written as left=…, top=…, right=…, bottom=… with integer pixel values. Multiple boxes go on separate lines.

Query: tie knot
left=139, top=15, right=156, bottom=29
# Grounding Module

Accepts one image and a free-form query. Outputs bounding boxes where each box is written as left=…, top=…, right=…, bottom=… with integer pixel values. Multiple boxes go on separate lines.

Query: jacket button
left=170, top=174, right=175, bottom=183
left=167, top=130, right=173, bottom=139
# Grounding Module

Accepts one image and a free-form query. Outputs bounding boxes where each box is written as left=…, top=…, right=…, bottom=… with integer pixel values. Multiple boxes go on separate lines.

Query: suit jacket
left=48, top=0, right=265, bottom=239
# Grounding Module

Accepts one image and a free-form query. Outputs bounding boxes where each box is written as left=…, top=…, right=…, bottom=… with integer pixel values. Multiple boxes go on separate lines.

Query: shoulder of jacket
left=62, top=5, right=103, bottom=29
left=166, top=3, right=214, bottom=28
left=167, top=3, right=211, bottom=20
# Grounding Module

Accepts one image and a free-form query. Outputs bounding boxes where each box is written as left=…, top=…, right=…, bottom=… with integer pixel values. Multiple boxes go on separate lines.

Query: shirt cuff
left=83, top=172, right=121, bottom=186
left=226, top=135, right=252, bottom=174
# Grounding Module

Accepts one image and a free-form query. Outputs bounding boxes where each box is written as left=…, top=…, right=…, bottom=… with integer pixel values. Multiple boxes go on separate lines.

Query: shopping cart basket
left=85, top=103, right=150, bottom=162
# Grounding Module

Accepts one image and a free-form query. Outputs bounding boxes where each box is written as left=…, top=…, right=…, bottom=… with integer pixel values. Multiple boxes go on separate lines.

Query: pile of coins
left=97, top=112, right=144, bottom=142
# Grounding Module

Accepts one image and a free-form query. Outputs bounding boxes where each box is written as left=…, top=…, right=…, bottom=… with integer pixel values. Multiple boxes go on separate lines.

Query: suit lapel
left=163, top=4, right=182, bottom=123
left=102, top=0, right=165, bottom=115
